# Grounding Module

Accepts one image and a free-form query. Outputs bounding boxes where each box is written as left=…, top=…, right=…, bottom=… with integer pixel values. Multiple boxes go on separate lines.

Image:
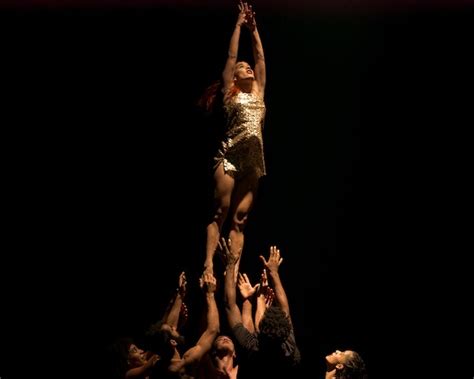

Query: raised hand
left=218, top=237, right=241, bottom=266
left=245, top=3, right=256, bottom=30
left=259, top=245, right=283, bottom=274
left=259, top=246, right=289, bottom=315
left=238, top=1, right=256, bottom=30
left=238, top=272, right=259, bottom=300
left=263, top=286, right=274, bottom=308
left=257, top=269, right=274, bottom=308
left=200, top=271, right=217, bottom=293
left=236, top=0, right=247, bottom=26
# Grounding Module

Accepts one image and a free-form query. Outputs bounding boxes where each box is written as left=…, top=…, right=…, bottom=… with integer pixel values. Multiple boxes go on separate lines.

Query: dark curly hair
left=337, top=351, right=368, bottom=379
left=144, top=321, right=185, bottom=362
left=258, top=306, right=292, bottom=349
left=144, top=321, right=173, bottom=360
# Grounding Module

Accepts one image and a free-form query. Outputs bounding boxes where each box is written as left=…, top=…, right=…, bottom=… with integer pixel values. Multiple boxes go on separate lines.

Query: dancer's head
left=233, top=61, right=255, bottom=82
left=325, top=349, right=368, bottom=379
left=257, top=306, right=292, bottom=350
left=210, top=335, right=237, bottom=362
left=106, top=337, right=147, bottom=379
left=145, top=321, right=185, bottom=362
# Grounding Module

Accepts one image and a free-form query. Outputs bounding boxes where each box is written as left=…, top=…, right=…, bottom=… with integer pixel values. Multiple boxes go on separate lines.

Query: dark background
left=1, top=1, right=472, bottom=378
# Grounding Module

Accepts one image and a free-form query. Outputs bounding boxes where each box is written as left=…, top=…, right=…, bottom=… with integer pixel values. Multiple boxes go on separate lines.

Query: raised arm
left=170, top=273, right=219, bottom=373
left=238, top=272, right=259, bottom=333
left=161, top=271, right=187, bottom=330
left=222, top=237, right=244, bottom=328
left=222, top=2, right=247, bottom=90
left=254, top=269, right=274, bottom=331
left=245, top=4, right=266, bottom=94
left=259, top=246, right=290, bottom=316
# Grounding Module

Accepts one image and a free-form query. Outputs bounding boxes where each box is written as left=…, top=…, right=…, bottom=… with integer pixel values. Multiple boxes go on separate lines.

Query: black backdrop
left=1, top=2, right=472, bottom=378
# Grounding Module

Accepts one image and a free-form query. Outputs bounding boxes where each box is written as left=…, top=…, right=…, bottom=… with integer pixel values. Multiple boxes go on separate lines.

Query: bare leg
left=228, top=172, right=259, bottom=278
left=205, top=163, right=234, bottom=274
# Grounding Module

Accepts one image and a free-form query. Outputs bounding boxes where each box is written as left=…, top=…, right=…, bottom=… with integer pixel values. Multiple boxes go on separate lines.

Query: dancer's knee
left=232, top=210, right=249, bottom=232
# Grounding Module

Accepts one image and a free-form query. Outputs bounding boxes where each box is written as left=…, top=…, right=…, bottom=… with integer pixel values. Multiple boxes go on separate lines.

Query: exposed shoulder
left=168, top=357, right=185, bottom=373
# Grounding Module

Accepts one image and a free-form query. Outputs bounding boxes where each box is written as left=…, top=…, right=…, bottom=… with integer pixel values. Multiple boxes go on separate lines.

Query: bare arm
left=245, top=5, right=266, bottom=94
left=259, top=246, right=290, bottom=316
left=222, top=2, right=247, bottom=90
left=241, top=299, right=254, bottom=333
left=238, top=272, right=259, bottom=333
left=169, top=273, right=219, bottom=372
left=254, top=269, right=274, bottom=331
left=162, top=271, right=187, bottom=330
left=222, top=238, right=243, bottom=328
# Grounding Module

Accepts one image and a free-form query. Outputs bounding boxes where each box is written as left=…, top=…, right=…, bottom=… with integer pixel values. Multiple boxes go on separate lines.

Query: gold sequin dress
left=214, top=91, right=266, bottom=180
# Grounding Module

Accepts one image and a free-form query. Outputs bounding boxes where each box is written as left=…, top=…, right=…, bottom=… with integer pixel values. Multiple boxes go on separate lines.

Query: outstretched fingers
left=270, top=245, right=283, bottom=266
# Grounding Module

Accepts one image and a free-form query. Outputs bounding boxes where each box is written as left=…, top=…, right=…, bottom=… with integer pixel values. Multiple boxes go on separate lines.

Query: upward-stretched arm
left=238, top=272, right=259, bottom=333
left=259, top=246, right=290, bottom=316
left=162, top=271, right=187, bottom=330
left=169, top=273, right=219, bottom=373
left=254, top=269, right=274, bottom=331
left=222, top=2, right=247, bottom=90
left=245, top=4, right=266, bottom=94
left=222, top=237, right=243, bottom=328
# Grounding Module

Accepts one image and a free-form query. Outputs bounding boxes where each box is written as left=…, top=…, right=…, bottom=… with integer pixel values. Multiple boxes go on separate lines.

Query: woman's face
left=128, top=343, right=147, bottom=368
left=234, top=61, right=254, bottom=81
